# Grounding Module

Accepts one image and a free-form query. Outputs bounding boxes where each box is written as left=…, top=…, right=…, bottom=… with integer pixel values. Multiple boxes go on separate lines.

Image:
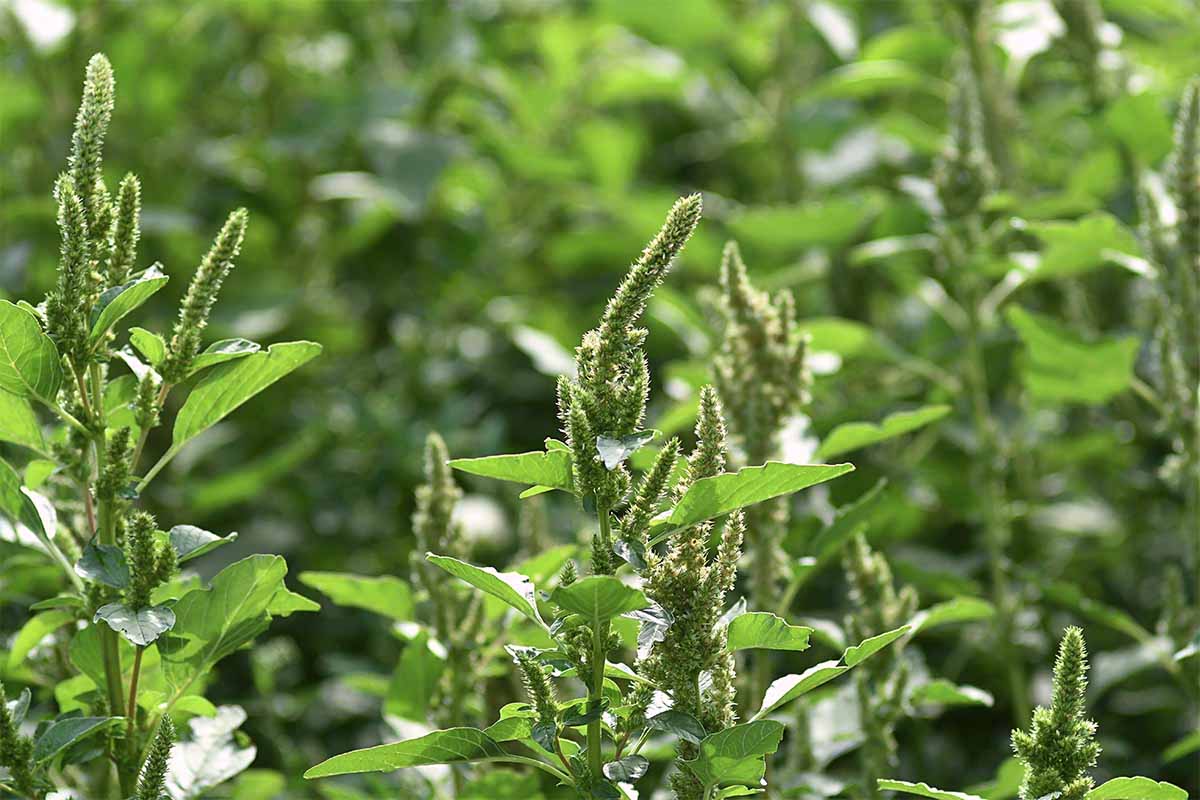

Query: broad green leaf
left=965, top=757, right=1024, bottom=800
left=908, top=680, right=993, bottom=707
left=647, top=709, right=706, bottom=744
left=172, top=341, right=322, bottom=449
left=0, top=390, right=45, bottom=453
left=267, top=588, right=320, bottom=616
left=690, top=720, right=785, bottom=789
left=877, top=780, right=985, bottom=800
left=727, top=194, right=885, bottom=253
left=188, top=338, right=261, bottom=376
left=1086, top=778, right=1188, bottom=800
left=0, top=300, right=63, bottom=400
left=8, top=609, right=75, bottom=669
left=169, top=525, right=239, bottom=563
left=129, top=327, right=166, bottom=366
left=0, top=457, right=51, bottom=542
left=304, top=728, right=507, bottom=778
left=908, top=597, right=995, bottom=635
left=548, top=575, right=649, bottom=625
left=33, top=716, right=121, bottom=763
left=1007, top=307, right=1138, bottom=405
left=815, top=405, right=950, bottom=460
left=88, top=263, right=168, bottom=344
left=386, top=630, right=445, bottom=720
left=1104, top=92, right=1173, bottom=164
left=75, top=543, right=130, bottom=588
left=93, top=602, right=176, bottom=646
left=603, top=754, right=649, bottom=782
left=427, top=555, right=542, bottom=625
left=449, top=449, right=574, bottom=494
left=1025, top=212, right=1140, bottom=281
left=649, top=462, right=855, bottom=543
left=726, top=612, right=812, bottom=652
left=596, top=430, right=656, bottom=470
left=24, top=459, right=57, bottom=489
left=298, top=571, right=414, bottom=621
left=795, top=317, right=885, bottom=360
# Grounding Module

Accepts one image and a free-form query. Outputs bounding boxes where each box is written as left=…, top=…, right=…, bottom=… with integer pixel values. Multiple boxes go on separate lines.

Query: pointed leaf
left=386, top=630, right=446, bottom=720
left=1086, top=778, right=1188, bottom=800
left=88, top=264, right=168, bottom=344
left=603, top=755, right=649, bottom=782
left=33, top=717, right=121, bottom=764
left=908, top=597, right=995, bottom=635
left=94, top=602, right=176, bottom=646
left=172, top=341, right=322, bottom=449
left=7, top=609, right=75, bottom=670
left=0, top=458, right=50, bottom=543
left=168, top=705, right=257, bottom=799
left=726, top=613, right=812, bottom=652
left=298, top=571, right=414, bottom=621
left=304, top=728, right=507, bottom=778
left=815, top=405, right=950, bottom=460
left=169, top=525, right=238, bottom=563
left=427, top=555, right=542, bottom=625
left=1006, top=307, right=1138, bottom=405
left=647, top=710, right=706, bottom=745
left=549, top=575, right=649, bottom=626
left=75, top=543, right=130, bottom=588
left=450, top=449, right=574, bottom=493
left=908, top=680, right=994, bottom=707
left=129, top=327, right=166, bottom=366
left=877, top=780, right=985, bottom=800
left=844, top=625, right=910, bottom=666
left=0, top=300, right=63, bottom=400
left=188, top=338, right=261, bottom=376
left=0, top=390, right=45, bottom=453
left=690, top=720, right=785, bottom=789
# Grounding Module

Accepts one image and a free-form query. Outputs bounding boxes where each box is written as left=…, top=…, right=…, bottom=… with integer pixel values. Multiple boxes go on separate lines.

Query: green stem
left=588, top=504, right=613, bottom=778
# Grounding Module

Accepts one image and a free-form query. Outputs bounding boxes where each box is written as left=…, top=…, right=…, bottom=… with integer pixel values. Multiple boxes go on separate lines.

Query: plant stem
left=126, top=646, right=144, bottom=754
left=588, top=504, right=613, bottom=778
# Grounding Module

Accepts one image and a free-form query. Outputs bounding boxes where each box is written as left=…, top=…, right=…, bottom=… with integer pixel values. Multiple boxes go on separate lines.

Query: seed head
left=135, top=716, right=175, bottom=800
left=69, top=54, right=115, bottom=238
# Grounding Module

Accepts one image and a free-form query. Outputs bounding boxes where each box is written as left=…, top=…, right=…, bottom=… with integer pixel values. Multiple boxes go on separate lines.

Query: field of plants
left=0, top=1, right=1198, bottom=798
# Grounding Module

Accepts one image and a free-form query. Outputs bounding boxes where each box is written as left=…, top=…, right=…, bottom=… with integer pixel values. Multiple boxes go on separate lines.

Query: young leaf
left=188, top=338, right=261, bottom=376
left=88, top=263, right=168, bottom=344
left=33, top=716, right=121, bottom=764
left=129, top=327, right=166, bottom=366
left=0, top=390, right=46, bottom=453
left=908, top=596, right=995, bottom=635
left=385, top=630, right=446, bottom=720
left=0, top=300, right=64, bottom=401
left=726, top=612, right=812, bottom=652
left=877, top=780, right=985, bottom=800
left=267, top=587, right=320, bottom=616
left=815, top=405, right=951, bottom=460
left=75, top=543, right=130, bottom=588
left=689, top=720, right=785, bottom=790
left=548, top=575, right=649, bottom=626
left=596, top=430, right=656, bottom=470
left=1006, top=307, right=1138, bottom=405
left=93, top=602, right=176, bottom=646
left=427, top=554, right=543, bottom=625
left=168, top=525, right=238, bottom=563
left=7, top=609, right=76, bottom=670
left=1086, top=778, right=1188, bottom=800
left=648, top=461, right=855, bottom=543
left=449, top=449, right=574, bottom=494
left=297, top=571, right=414, bottom=621
left=172, top=341, right=322, bottom=449
left=304, top=728, right=507, bottom=778
left=0, top=458, right=54, bottom=545
left=843, top=625, right=910, bottom=665
left=907, top=680, right=994, bottom=708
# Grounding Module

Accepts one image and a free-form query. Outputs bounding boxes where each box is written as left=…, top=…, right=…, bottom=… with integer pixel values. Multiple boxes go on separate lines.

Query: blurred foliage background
left=2, top=0, right=1198, bottom=797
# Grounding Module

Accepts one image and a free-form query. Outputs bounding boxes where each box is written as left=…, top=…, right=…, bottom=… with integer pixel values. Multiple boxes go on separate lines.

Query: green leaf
left=548, top=575, right=649, bottom=626
left=727, top=194, right=884, bottom=253
left=603, top=754, right=649, bottom=782
left=266, top=587, right=320, bottom=616
left=908, top=679, right=993, bottom=707
left=7, top=609, right=75, bottom=670
left=129, top=327, right=166, bottom=366
left=172, top=341, right=322, bottom=450
left=596, top=430, right=656, bottom=470
left=877, top=780, right=985, bottom=800
left=169, top=525, right=239, bottom=563
left=815, top=405, right=950, bottom=460
left=0, top=300, right=63, bottom=400
left=1006, top=307, right=1138, bottom=405
left=1026, top=212, right=1140, bottom=282
left=88, top=263, right=168, bottom=344
left=29, top=594, right=83, bottom=612
left=844, top=626, right=910, bottom=665
left=689, top=720, right=785, bottom=789
left=1037, top=576, right=1153, bottom=643
left=649, top=462, right=855, bottom=544
left=75, top=543, right=130, bottom=588
left=1163, top=731, right=1200, bottom=764
left=1104, top=92, right=1173, bottom=164
left=726, top=612, right=812, bottom=652
left=188, top=338, right=261, bottom=376
left=449, top=449, right=574, bottom=494
left=0, top=457, right=52, bottom=542
left=298, top=571, right=414, bottom=621
left=427, top=555, right=542, bottom=626
left=0, top=390, right=45, bottom=453
left=168, top=705, right=257, bottom=797
left=908, top=596, right=995, bottom=635
left=33, top=716, right=121, bottom=764
left=386, top=630, right=445, bottom=720
left=304, top=728, right=507, bottom=778
left=1086, top=778, right=1188, bottom=800
left=647, top=709, right=706, bottom=744
left=93, top=602, right=176, bottom=646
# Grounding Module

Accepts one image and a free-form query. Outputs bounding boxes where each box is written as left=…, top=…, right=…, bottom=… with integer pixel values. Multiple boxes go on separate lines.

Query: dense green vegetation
left=1, top=1, right=1197, bottom=798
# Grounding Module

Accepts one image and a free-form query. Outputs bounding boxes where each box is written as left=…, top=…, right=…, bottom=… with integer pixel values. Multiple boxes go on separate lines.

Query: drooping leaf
left=304, top=728, right=507, bottom=778
left=88, top=263, right=168, bottom=344
left=726, top=612, right=812, bottom=652
left=297, top=571, right=414, bottom=621
left=169, top=525, right=239, bottom=563
left=908, top=596, right=995, bottom=635
left=74, top=543, right=130, bottom=588
left=815, top=405, right=950, bottom=460
left=0, top=300, right=63, bottom=400
left=548, top=575, right=649, bottom=625
left=172, top=341, right=322, bottom=449
left=646, top=709, right=706, bottom=745
left=1006, top=307, right=1138, bottom=405
left=7, top=609, right=75, bottom=670
left=689, top=720, right=785, bottom=790
left=427, top=555, right=542, bottom=625
left=5, top=688, right=31, bottom=727
left=603, top=754, right=650, bottom=782
left=877, top=780, right=985, bottom=800
left=908, top=680, right=994, bottom=708
left=33, top=716, right=121, bottom=764
left=649, top=462, right=855, bottom=543
left=93, top=602, right=176, bottom=646
left=188, top=338, right=262, bottom=376
left=449, top=449, right=574, bottom=494
left=129, top=327, right=166, bottom=366
left=596, top=430, right=656, bottom=470
left=1086, top=777, right=1188, bottom=800
left=0, top=456, right=53, bottom=546
left=0, top=390, right=46, bottom=453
